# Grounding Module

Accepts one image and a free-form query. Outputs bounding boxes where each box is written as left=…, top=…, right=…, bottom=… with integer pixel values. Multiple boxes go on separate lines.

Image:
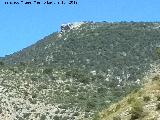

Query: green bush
left=113, top=116, right=121, bottom=120
left=156, top=103, right=160, bottom=110
left=19, top=62, right=26, bottom=66
left=92, top=113, right=100, bottom=120
left=115, top=104, right=121, bottom=112
left=127, top=97, right=136, bottom=104
left=130, top=100, right=143, bottom=120
left=86, top=100, right=96, bottom=109
left=28, top=98, right=37, bottom=104
left=156, top=47, right=160, bottom=57
left=31, top=77, right=37, bottom=81
left=0, top=61, right=4, bottom=66
left=40, top=115, right=46, bottom=120
left=53, top=115, right=60, bottom=120
left=37, top=84, right=48, bottom=90
left=43, top=68, right=53, bottom=74
left=23, top=113, right=31, bottom=119
left=152, top=75, right=160, bottom=81
left=157, top=96, right=160, bottom=101
left=72, top=112, right=79, bottom=116
left=143, top=96, right=150, bottom=102
left=77, top=76, right=90, bottom=84
left=65, top=69, right=90, bottom=84
left=32, top=93, right=37, bottom=98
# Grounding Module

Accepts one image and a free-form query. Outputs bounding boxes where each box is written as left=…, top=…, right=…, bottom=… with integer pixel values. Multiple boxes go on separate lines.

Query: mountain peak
left=60, top=21, right=85, bottom=32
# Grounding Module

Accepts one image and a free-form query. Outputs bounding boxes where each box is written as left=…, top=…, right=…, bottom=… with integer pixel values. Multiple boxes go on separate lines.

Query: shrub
left=143, top=96, right=150, bottom=102
left=62, top=116, right=70, bottom=120
left=38, top=84, right=48, bottom=90
left=0, top=107, right=2, bottom=114
left=130, top=100, right=143, bottom=120
left=19, top=62, right=26, bottom=66
left=40, top=115, right=46, bottom=120
left=65, top=69, right=90, bottom=84
left=113, top=116, right=121, bottom=120
left=77, top=76, right=90, bottom=84
left=0, top=61, right=4, bottom=66
left=127, top=97, right=136, bottom=104
left=115, top=104, right=121, bottom=112
left=72, top=112, right=79, bottom=116
left=152, top=75, right=160, bottom=81
left=157, top=96, right=160, bottom=101
left=156, top=103, right=160, bottom=110
left=23, top=113, right=31, bottom=119
left=86, top=100, right=96, bottom=109
left=53, top=115, right=60, bottom=120
left=97, top=87, right=107, bottom=94
left=32, top=93, right=37, bottom=98
left=31, top=77, right=37, bottom=81
left=92, top=113, right=100, bottom=120
left=156, top=47, right=160, bottom=57
left=43, top=68, right=53, bottom=74
left=28, top=98, right=37, bottom=104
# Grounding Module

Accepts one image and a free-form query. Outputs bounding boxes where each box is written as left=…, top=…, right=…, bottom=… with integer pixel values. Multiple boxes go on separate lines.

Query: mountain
left=4, top=22, right=160, bottom=70
left=0, top=22, right=160, bottom=120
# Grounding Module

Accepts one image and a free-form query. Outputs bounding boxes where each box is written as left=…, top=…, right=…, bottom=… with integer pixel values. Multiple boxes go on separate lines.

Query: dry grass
left=97, top=75, right=160, bottom=120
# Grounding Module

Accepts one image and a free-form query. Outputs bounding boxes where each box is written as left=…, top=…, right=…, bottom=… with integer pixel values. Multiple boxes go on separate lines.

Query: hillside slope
left=96, top=74, right=160, bottom=120
left=1, top=22, right=160, bottom=119
left=4, top=22, right=160, bottom=72
left=3, top=22, right=160, bottom=93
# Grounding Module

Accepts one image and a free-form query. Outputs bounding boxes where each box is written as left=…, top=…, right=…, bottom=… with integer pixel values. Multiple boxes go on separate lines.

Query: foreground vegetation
left=96, top=75, right=160, bottom=120
left=0, top=64, right=141, bottom=120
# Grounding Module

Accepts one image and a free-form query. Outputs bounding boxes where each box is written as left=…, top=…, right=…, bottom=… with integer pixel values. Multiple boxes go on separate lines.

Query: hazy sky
left=0, top=0, right=160, bottom=56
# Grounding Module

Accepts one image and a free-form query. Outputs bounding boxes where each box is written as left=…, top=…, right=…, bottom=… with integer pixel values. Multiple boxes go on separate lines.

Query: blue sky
left=0, top=0, right=160, bottom=57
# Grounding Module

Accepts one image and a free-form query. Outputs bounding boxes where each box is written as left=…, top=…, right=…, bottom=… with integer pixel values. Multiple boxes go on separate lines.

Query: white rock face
left=61, top=22, right=84, bottom=32
left=90, top=70, right=96, bottom=75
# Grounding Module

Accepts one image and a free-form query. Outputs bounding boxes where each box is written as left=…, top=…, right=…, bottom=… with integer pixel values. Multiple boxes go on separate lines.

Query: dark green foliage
left=0, top=107, right=2, bottom=114
left=115, top=104, right=121, bottom=112
left=40, top=115, right=46, bottom=120
left=19, top=61, right=26, bottom=66
left=157, top=96, right=160, bottom=101
left=43, top=68, right=53, bottom=74
left=31, top=93, right=37, bottom=98
left=143, top=96, right=150, bottom=102
left=156, top=47, right=160, bottom=57
left=152, top=75, right=160, bottom=81
left=65, top=68, right=90, bottom=84
left=53, top=115, right=60, bottom=120
left=28, top=98, right=37, bottom=104
left=113, top=116, right=121, bottom=120
left=86, top=100, right=96, bottom=109
left=31, top=77, right=37, bottom=81
left=130, top=100, right=143, bottom=120
left=55, top=110, right=59, bottom=114
left=72, top=112, right=79, bottom=116
left=156, top=103, right=160, bottom=110
left=23, top=113, right=31, bottom=119
left=0, top=61, right=4, bottom=66
left=127, top=97, right=136, bottom=104
left=62, top=116, right=70, bottom=120
left=92, top=113, right=100, bottom=120
left=97, top=87, right=107, bottom=94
